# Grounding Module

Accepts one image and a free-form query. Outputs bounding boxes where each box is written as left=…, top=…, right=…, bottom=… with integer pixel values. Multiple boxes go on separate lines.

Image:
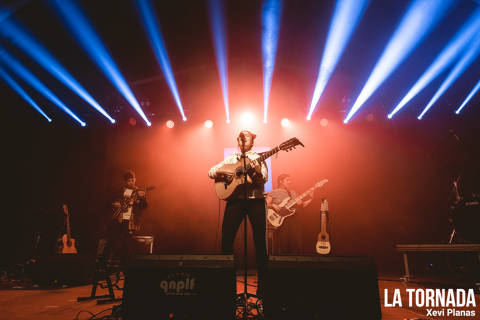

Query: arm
left=266, top=194, right=281, bottom=212
left=299, top=189, right=314, bottom=207
left=249, top=157, right=268, bottom=183
left=208, top=154, right=236, bottom=179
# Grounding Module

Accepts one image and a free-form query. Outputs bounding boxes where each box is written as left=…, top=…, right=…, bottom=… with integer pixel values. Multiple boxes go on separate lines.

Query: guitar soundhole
left=235, top=168, right=244, bottom=177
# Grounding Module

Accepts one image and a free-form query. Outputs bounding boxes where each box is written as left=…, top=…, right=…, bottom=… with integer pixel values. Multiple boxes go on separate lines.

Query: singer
left=208, top=130, right=268, bottom=297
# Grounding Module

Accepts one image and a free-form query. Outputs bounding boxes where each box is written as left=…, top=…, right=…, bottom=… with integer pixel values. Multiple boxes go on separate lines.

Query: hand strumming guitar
left=248, top=163, right=266, bottom=183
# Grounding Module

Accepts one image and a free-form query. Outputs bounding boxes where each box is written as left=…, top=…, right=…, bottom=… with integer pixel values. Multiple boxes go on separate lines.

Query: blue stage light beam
left=0, top=66, right=52, bottom=122
left=388, top=7, right=480, bottom=118
left=344, top=0, right=453, bottom=124
left=50, top=0, right=151, bottom=126
left=0, top=12, right=115, bottom=123
left=208, top=0, right=229, bottom=123
left=455, top=79, right=480, bottom=114
left=306, top=0, right=369, bottom=120
left=136, top=0, right=186, bottom=121
left=262, top=0, right=282, bottom=123
left=0, top=49, right=85, bottom=126
left=418, top=34, right=480, bottom=119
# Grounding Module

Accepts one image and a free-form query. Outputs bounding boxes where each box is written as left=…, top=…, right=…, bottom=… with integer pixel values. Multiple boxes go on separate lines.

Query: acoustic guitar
left=60, top=204, right=77, bottom=254
left=214, top=137, right=304, bottom=201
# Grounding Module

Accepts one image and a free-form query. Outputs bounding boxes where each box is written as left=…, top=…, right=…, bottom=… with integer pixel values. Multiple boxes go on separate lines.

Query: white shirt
left=122, top=188, right=134, bottom=220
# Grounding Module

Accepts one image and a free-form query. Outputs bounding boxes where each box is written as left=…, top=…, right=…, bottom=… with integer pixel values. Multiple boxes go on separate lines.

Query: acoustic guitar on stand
left=59, top=204, right=77, bottom=254
left=316, top=199, right=331, bottom=255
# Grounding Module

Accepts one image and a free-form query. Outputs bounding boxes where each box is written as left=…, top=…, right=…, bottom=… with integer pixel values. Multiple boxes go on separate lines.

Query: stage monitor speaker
left=123, top=254, right=236, bottom=320
left=264, top=256, right=381, bottom=320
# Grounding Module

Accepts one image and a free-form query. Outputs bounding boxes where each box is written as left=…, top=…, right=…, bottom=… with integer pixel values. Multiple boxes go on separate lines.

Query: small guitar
left=267, top=179, right=328, bottom=228
left=214, top=138, right=304, bottom=201
left=60, top=204, right=77, bottom=254
left=112, top=185, right=155, bottom=220
left=316, top=199, right=331, bottom=255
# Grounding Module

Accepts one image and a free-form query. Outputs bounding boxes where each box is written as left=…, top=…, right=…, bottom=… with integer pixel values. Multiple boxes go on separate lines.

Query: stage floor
left=0, top=274, right=478, bottom=319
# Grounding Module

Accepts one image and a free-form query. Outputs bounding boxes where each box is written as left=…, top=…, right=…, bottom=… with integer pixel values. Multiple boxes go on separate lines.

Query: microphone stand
left=236, top=137, right=260, bottom=319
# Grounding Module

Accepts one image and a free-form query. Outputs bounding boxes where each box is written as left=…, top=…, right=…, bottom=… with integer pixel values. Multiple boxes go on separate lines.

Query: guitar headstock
left=62, top=204, right=69, bottom=216
left=314, top=179, right=328, bottom=189
left=320, top=198, right=328, bottom=212
left=279, top=137, right=304, bottom=152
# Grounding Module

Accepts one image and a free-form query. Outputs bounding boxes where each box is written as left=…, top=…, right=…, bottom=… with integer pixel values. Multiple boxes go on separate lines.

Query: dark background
left=1, top=0, right=479, bottom=274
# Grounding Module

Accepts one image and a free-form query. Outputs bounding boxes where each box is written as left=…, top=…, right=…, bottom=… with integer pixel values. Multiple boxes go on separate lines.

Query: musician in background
left=106, top=170, right=147, bottom=265
left=266, top=173, right=314, bottom=255
left=208, top=130, right=268, bottom=297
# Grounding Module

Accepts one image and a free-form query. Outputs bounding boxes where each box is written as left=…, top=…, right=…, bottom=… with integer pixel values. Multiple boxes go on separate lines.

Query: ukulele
left=316, top=199, right=331, bottom=255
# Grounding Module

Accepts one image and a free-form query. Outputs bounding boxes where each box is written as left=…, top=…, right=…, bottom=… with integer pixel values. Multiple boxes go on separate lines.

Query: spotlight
left=280, top=118, right=290, bottom=127
left=166, top=120, right=174, bottom=128
left=389, top=7, right=480, bottom=118
left=0, top=65, right=51, bottom=122
left=320, top=118, right=328, bottom=127
left=240, top=112, right=255, bottom=125
left=307, top=0, right=369, bottom=119
left=456, top=79, right=480, bottom=114
left=0, top=15, right=115, bottom=123
left=418, top=33, right=480, bottom=119
left=204, top=120, right=213, bottom=128
left=0, top=48, right=85, bottom=126
left=344, top=0, right=453, bottom=123
left=208, top=0, right=230, bottom=124
left=51, top=0, right=151, bottom=126
left=262, top=0, right=283, bottom=124
left=136, top=0, right=187, bottom=121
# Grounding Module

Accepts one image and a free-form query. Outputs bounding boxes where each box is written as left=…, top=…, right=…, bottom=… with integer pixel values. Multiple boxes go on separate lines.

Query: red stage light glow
left=281, top=118, right=290, bottom=127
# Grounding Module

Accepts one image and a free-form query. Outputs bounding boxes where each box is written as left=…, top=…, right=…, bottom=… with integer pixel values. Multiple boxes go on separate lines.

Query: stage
left=0, top=272, right=479, bottom=320
left=1, top=0, right=480, bottom=319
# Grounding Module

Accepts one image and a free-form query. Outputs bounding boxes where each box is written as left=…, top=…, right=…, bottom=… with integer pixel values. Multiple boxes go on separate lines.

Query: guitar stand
left=235, top=291, right=263, bottom=319
left=77, top=239, right=122, bottom=304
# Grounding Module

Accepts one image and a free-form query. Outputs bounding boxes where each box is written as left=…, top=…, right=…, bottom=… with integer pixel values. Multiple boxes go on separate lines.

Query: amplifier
left=130, top=235, right=153, bottom=254
left=264, top=255, right=381, bottom=319
left=123, top=254, right=236, bottom=320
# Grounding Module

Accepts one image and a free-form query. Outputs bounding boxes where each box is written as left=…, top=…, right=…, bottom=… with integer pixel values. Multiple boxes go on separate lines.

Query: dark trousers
left=105, top=219, right=132, bottom=268
left=274, top=213, right=303, bottom=255
left=221, top=198, right=267, bottom=294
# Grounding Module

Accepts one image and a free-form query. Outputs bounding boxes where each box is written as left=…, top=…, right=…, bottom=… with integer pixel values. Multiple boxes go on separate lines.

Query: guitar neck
left=66, top=214, right=71, bottom=241
left=320, top=211, right=327, bottom=233
left=247, top=146, right=280, bottom=169
left=286, top=186, right=314, bottom=209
